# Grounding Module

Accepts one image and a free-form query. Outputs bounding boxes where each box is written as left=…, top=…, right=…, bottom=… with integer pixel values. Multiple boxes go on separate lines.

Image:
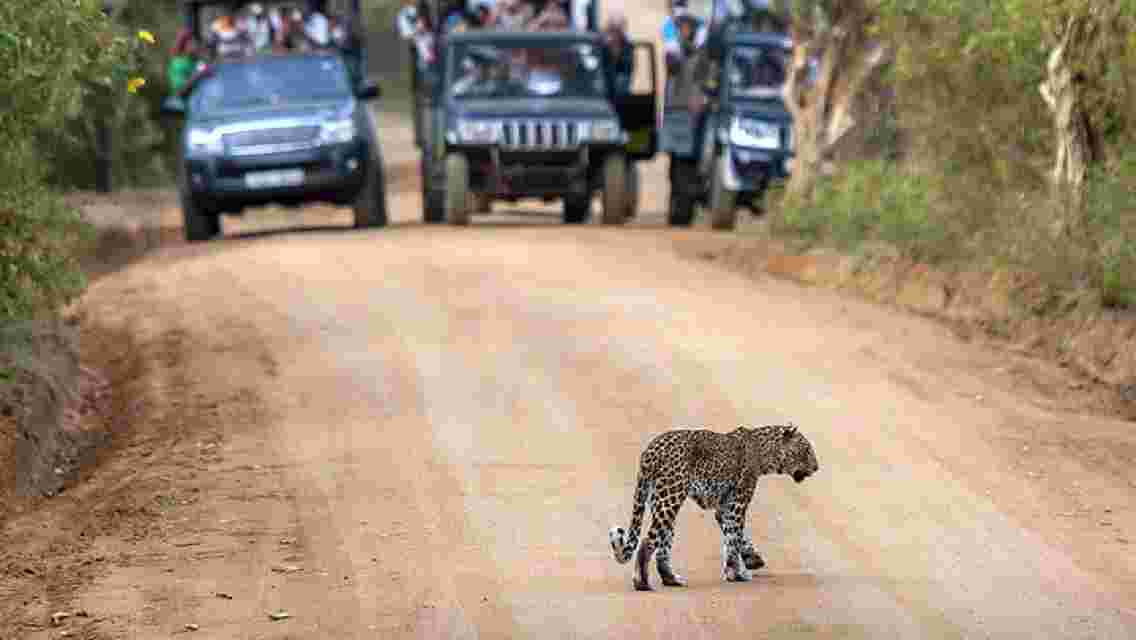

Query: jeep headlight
left=456, top=119, right=502, bottom=144
left=730, top=117, right=780, bottom=150
left=187, top=128, right=224, bottom=155
left=587, top=119, right=623, bottom=143
left=320, top=119, right=356, bottom=145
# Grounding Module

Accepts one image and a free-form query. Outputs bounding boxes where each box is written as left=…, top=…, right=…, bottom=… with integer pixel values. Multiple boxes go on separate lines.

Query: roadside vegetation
left=775, top=0, right=1136, bottom=312
left=0, top=0, right=155, bottom=410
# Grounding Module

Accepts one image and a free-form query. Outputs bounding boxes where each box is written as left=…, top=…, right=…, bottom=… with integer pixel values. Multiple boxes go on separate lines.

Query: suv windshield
left=725, top=44, right=788, bottom=100
left=448, top=41, right=608, bottom=100
left=189, top=56, right=352, bottom=115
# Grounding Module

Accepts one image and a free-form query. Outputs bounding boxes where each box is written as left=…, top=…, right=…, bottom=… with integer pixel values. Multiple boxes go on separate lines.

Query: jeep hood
left=452, top=98, right=617, bottom=120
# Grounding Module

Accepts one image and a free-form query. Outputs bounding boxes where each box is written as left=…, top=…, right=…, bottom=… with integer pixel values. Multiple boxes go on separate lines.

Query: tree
left=1036, top=2, right=1135, bottom=226
left=781, top=0, right=889, bottom=202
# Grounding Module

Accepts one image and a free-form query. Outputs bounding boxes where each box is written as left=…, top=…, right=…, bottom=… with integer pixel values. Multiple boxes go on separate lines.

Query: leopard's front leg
left=715, top=508, right=764, bottom=572
left=715, top=499, right=750, bottom=583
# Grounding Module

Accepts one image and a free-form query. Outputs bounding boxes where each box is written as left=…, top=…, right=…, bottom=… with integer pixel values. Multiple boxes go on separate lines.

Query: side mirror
left=356, top=80, right=381, bottom=100
left=161, top=96, right=186, bottom=116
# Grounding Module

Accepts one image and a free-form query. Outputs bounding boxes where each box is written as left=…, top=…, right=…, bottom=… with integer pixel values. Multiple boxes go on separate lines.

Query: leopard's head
left=774, top=423, right=819, bottom=483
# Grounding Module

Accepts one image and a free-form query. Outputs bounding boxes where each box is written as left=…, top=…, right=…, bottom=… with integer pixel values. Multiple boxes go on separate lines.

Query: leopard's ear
left=781, top=423, right=798, bottom=441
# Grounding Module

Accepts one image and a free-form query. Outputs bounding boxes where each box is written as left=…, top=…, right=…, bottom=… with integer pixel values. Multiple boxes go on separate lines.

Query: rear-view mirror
left=356, top=81, right=381, bottom=101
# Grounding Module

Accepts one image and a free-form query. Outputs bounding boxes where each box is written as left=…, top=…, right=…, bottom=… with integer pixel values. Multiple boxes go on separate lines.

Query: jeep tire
left=473, top=192, right=492, bottom=214
left=445, top=152, right=471, bottom=226
left=180, top=189, right=220, bottom=242
left=353, top=148, right=389, bottom=229
left=709, top=151, right=738, bottom=231
left=667, top=157, right=696, bottom=227
left=625, top=161, right=640, bottom=221
left=422, top=152, right=444, bottom=223
left=601, top=152, right=629, bottom=225
left=563, top=194, right=591, bottom=224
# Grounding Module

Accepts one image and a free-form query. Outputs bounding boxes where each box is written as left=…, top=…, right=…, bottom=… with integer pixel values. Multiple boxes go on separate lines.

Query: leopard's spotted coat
left=608, top=424, right=819, bottom=591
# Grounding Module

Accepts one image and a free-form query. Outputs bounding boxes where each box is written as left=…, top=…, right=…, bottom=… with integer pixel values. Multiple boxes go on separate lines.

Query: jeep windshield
left=448, top=41, right=608, bottom=100
left=189, top=55, right=353, bottom=116
left=725, top=44, right=788, bottom=100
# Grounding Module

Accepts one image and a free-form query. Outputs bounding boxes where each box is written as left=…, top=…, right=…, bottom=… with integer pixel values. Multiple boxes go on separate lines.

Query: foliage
left=773, top=0, right=1136, bottom=310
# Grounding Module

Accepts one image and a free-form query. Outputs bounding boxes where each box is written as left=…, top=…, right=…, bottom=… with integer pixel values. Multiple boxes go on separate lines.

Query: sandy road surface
left=10, top=106, right=1129, bottom=638
left=4, top=8, right=1135, bottom=638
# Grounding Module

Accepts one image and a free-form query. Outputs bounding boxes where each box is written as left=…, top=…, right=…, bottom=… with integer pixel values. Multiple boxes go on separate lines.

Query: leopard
left=608, top=423, right=819, bottom=591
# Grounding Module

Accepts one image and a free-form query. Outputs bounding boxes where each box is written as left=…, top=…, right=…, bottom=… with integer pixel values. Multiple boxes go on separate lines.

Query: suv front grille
left=223, top=126, right=320, bottom=156
left=501, top=120, right=579, bottom=149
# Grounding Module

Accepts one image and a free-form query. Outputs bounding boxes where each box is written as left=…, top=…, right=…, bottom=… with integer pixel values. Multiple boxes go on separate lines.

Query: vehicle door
left=613, top=41, right=659, bottom=162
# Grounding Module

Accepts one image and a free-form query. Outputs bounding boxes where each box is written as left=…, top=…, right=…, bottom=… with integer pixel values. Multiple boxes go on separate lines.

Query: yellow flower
left=138, top=30, right=156, bottom=45
left=127, top=77, right=146, bottom=94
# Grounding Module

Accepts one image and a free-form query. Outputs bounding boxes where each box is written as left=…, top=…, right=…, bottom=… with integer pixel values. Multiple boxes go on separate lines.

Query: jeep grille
left=501, top=120, right=580, bottom=149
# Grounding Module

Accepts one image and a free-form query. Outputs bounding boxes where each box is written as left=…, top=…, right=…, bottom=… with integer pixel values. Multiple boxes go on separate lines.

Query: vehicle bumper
left=451, top=144, right=622, bottom=199
left=185, top=141, right=369, bottom=208
left=723, top=145, right=793, bottom=191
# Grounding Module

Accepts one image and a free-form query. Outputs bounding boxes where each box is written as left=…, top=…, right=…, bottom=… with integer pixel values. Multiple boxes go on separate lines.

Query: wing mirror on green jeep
left=356, top=80, right=382, bottom=101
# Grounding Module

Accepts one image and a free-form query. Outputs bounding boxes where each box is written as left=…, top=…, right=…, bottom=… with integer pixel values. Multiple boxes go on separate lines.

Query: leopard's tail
left=608, top=470, right=652, bottom=564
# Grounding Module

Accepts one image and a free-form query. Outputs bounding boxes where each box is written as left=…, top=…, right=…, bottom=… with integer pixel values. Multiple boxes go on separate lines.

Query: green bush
left=777, top=160, right=962, bottom=264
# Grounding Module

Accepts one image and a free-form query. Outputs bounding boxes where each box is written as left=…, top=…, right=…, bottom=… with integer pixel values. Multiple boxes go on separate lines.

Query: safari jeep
left=662, top=23, right=795, bottom=230
left=420, top=30, right=658, bottom=225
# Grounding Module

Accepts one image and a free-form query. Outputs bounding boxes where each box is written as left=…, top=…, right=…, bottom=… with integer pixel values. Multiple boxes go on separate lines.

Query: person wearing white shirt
left=303, top=0, right=332, bottom=49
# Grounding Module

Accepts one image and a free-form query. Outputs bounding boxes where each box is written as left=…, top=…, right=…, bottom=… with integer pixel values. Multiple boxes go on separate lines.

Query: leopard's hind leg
left=635, top=479, right=687, bottom=591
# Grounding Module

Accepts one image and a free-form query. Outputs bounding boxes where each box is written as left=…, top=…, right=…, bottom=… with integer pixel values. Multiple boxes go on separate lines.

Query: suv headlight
left=730, top=118, right=780, bottom=150
left=586, top=119, right=623, bottom=143
left=456, top=119, right=502, bottom=144
left=320, top=119, right=356, bottom=145
left=187, top=128, right=224, bottom=155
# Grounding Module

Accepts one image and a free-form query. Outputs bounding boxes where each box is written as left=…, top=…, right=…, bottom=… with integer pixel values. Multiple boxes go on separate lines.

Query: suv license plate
left=244, top=169, right=304, bottom=189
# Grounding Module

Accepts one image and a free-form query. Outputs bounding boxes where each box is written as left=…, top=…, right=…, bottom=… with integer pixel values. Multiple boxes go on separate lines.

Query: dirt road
left=3, top=9, right=1135, bottom=638
left=2, top=108, right=1125, bottom=638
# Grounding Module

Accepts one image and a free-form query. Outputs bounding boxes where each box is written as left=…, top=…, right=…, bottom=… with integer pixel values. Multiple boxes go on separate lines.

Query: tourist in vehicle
left=277, top=8, right=314, bottom=51
left=395, top=0, right=419, bottom=39
left=603, top=11, right=634, bottom=95
left=528, top=0, right=570, bottom=31
left=208, top=9, right=254, bottom=60
left=495, top=0, right=533, bottom=30
left=242, top=3, right=274, bottom=54
left=472, top=0, right=497, bottom=28
left=303, top=0, right=333, bottom=49
left=412, top=12, right=438, bottom=67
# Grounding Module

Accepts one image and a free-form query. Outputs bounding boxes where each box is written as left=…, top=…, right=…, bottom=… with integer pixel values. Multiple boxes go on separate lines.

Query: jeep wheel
left=353, top=149, right=389, bottom=229
left=181, top=190, right=220, bottom=242
left=625, top=162, right=640, bottom=221
left=563, top=195, right=591, bottom=224
left=445, top=153, right=471, bottom=226
left=709, top=151, right=738, bottom=231
left=601, top=153, right=628, bottom=225
left=667, top=158, right=696, bottom=227
left=473, top=192, right=492, bottom=214
left=421, top=153, right=444, bottom=224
